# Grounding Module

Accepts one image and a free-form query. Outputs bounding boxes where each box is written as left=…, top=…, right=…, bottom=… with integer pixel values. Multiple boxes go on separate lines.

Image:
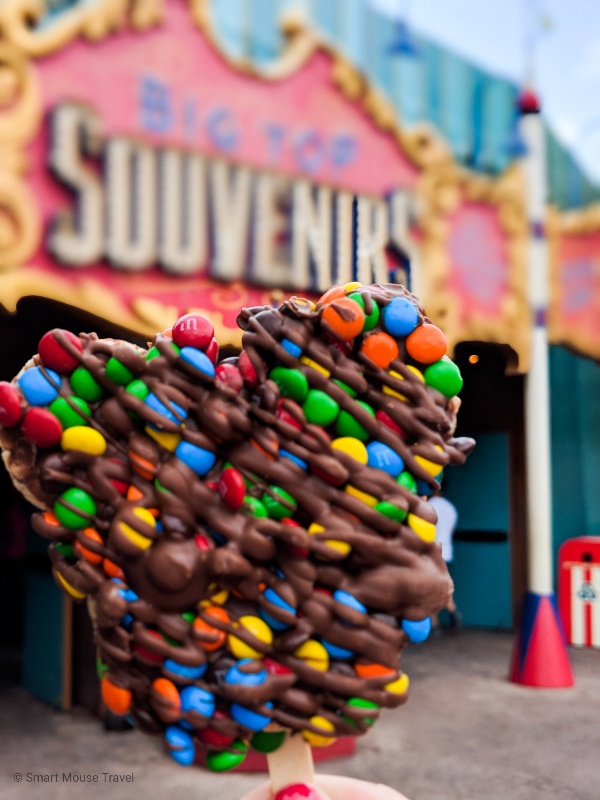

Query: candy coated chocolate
left=38, top=329, right=82, bottom=373
left=0, top=286, right=474, bottom=770
left=172, top=314, right=214, bottom=350
left=0, top=382, right=22, bottom=427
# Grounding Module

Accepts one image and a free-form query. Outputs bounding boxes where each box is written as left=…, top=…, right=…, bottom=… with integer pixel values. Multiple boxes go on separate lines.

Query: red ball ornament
left=172, top=314, right=214, bottom=350
left=0, top=381, right=23, bottom=427
left=21, top=407, right=63, bottom=448
left=38, top=329, right=82, bottom=373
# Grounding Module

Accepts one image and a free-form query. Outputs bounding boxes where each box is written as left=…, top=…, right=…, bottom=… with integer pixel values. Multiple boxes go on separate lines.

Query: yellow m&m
left=308, top=523, right=351, bottom=558
left=293, top=639, right=330, bottom=671
left=61, top=426, right=106, bottom=456
left=407, top=514, right=436, bottom=542
left=120, top=507, right=156, bottom=551
left=332, top=437, right=368, bottom=464
left=384, top=673, right=410, bottom=695
left=228, top=615, right=272, bottom=659
left=302, top=715, right=337, bottom=747
left=383, top=367, right=424, bottom=401
left=414, top=445, right=444, bottom=477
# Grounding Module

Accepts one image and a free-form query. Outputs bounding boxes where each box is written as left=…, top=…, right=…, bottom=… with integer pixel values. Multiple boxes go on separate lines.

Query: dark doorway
left=441, top=342, right=526, bottom=629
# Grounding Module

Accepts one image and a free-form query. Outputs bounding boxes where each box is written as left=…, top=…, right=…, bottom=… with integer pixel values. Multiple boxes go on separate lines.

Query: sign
left=558, top=537, right=600, bottom=649
left=0, top=0, right=528, bottom=362
left=549, top=207, right=600, bottom=360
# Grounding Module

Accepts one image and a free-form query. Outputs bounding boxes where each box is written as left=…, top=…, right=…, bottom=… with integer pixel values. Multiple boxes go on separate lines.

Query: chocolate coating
left=0, top=283, right=474, bottom=760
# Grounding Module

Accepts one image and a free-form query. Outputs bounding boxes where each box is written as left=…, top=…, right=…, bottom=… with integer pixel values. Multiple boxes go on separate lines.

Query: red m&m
left=0, top=382, right=22, bottom=427
left=38, top=329, right=82, bottom=373
left=172, top=314, right=214, bottom=349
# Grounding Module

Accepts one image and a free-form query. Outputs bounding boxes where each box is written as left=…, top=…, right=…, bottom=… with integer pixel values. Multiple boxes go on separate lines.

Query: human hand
left=240, top=775, right=411, bottom=800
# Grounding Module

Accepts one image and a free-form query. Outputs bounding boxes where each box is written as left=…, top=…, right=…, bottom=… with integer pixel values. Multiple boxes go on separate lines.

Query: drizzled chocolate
left=0, top=283, right=474, bottom=768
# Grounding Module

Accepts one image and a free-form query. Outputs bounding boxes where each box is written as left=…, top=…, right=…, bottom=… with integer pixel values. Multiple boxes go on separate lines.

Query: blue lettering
left=292, top=129, right=325, bottom=174
left=139, top=76, right=172, bottom=134
left=331, top=134, right=358, bottom=172
left=262, top=122, right=286, bottom=164
left=206, top=107, right=239, bottom=152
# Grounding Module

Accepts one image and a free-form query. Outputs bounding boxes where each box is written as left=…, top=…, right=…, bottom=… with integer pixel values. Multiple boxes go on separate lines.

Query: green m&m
left=262, top=486, right=297, bottom=520
left=332, top=379, right=357, bottom=397
left=244, top=496, right=268, bottom=517
left=125, top=379, right=149, bottom=402
left=105, top=356, right=135, bottom=385
left=397, top=471, right=418, bottom=493
left=70, top=366, right=106, bottom=402
left=343, top=697, right=380, bottom=727
left=54, top=487, right=97, bottom=530
left=205, top=740, right=247, bottom=771
left=424, top=358, right=463, bottom=398
left=269, top=366, right=308, bottom=402
left=146, top=342, right=180, bottom=361
left=303, top=389, right=339, bottom=426
left=250, top=730, right=286, bottom=753
left=374, top=500, right=407, bottom=522
left=348, top=291, right=380, bottom=331
left=336, top=401, right=375, bottom=440
left=49, top=396, right=90, bottom=429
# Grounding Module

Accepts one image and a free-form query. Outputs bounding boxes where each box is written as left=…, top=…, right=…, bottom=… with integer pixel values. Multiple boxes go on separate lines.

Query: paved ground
left=0, top=630, right=596, bottom=800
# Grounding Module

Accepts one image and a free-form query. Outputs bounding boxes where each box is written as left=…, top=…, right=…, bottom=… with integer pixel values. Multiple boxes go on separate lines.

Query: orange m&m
left=355, top=662, right=396, bottom=679
left=74, top=527, right=103, bottom=565
left=322, top=298, right=365, bottom=340
left=405, top=324, right=447, bottom=364
left=360, top=332, right=399, bottom=369
left=318, top=285, right=345, bottom=305
left=151, top=677, right=181, bottom=723
left=193, top=605, right=230, bottom=651
left=101, top=676, right=132, bottom=715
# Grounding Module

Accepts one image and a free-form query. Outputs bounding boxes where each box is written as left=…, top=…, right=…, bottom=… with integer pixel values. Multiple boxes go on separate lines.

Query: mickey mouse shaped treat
left=0, top=283, right=474, bottom=770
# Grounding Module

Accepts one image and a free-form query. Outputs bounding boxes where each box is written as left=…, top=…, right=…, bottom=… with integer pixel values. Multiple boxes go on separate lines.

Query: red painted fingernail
left=274, top=784, right=320, bottom=800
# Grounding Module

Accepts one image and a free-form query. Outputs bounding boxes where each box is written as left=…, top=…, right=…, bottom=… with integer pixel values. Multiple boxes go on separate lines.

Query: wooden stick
left=267, top=733, right=315, bottom=794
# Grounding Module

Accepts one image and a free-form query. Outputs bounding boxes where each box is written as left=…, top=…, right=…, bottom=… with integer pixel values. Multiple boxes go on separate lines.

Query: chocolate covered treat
left=0, top=283, right=474, bottom=769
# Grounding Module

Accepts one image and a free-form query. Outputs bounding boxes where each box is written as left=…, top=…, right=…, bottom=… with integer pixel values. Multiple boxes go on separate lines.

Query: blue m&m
left=333, top=590, right=367, bottom=615
left=179, top=686, right=215, bottom=728
left=259, top=588, right=296, bottom=631
left=164, top=659, right=207, bottom=682
left=145, top=393, right=187, bottom=425
left=401, top=617, right=432, bottom=643
left=322, top=640, right=354, bottom=660
left=225, top=660, right=267, bottom=687
left=179, top=347, right=216, bottom=377
left=281, top=338, right=302, bottom=358
left=165, top=725, right=195, bottom=766
left=175, top=441, right=216, bottom=476
left=230, top=701, right=273, bottom=731
left=366, top=442, right=404, bottom=477
left=279, top=449, right=308, bottom=471
left=18, top=367, right=61, bottom=406
left=382, top=296, right=419, bottom=337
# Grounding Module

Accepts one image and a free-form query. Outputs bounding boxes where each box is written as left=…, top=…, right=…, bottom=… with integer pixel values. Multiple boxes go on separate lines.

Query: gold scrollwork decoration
left=418, top=159, right=530, bottom=373
left=0, top=0, right=163, bottom=57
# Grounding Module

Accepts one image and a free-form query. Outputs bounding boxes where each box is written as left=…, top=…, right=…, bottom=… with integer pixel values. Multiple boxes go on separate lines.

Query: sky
left=371, top=0, right=600, bottom=182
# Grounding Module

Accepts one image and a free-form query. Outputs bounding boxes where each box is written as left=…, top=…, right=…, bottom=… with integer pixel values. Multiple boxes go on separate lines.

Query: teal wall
left=441, top=433, right=512, bottom=630
left=550, top=346, right=600, bottom=564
